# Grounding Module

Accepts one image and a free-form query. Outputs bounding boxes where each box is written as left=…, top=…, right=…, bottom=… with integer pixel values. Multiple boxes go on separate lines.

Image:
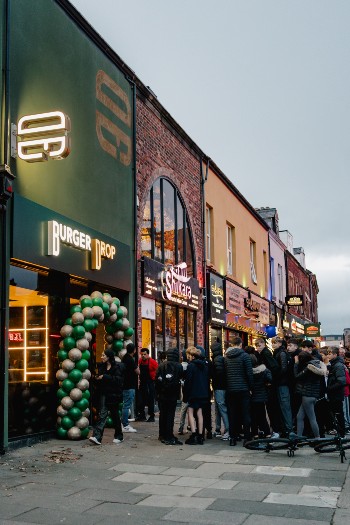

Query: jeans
left=251, top=402, right=270, bottom=437
left=92, top=395, right=123, bottom=442
left=122, top=389, right=135, bottom=427
left=343, top=397, right=350, bottom=430
left=178, top=401, right=188, bottom=431
left=297, top=396, right=319, bottom=438
left=277, top=385, right=293, bottom=434
left=214, top=390, right=229, bottom=432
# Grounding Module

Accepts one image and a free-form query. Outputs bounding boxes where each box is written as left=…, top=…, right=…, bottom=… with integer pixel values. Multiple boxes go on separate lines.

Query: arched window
left=141, top=178, right=195, bottom=276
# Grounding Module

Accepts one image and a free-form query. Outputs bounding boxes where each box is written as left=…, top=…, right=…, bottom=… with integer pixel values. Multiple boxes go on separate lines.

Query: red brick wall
left=136, top=97, right=204, bottom=348
left=286, top=252, right=312, bottom=321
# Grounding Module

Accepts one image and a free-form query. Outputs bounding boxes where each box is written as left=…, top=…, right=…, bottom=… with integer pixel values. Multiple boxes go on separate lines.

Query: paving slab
left=137, top=494, right=215, bottom=509
left=4, top=507, right=103, bottom=525
left=253, top=465, right=312, bottom=477
left=333, top=508, right=350, bottom=525
left=185, top=453, right=240, bottom=464
left=195, top=488, right=268, bottom=501
left=162, top=508, right=248, bottom=524
left=170, top=476, right=223, bottom=488
left=108, top=463, right=168, bottom=474
left=242, top=515, right=330, bottom=525
left=131, top=483, right=201, bottom=496
left=111, top=472, right=179, bottom=484
left=264, top=492, right=338, bottom=508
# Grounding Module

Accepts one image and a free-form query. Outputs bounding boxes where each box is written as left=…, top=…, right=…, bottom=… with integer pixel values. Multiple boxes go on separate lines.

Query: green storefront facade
left=0, top=0, right=135, bottom=451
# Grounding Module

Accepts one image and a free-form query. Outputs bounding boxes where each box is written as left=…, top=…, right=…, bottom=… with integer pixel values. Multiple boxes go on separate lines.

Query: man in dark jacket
left=156, top=348, right=183, bottom=445
left=121, top=343, right=139, bottom=433
left=255, top=337, right=281, bottom=437
left=271, top=337, right=293, bottom=437
left=224, top=336, right=253, bottom=446
left=211, top=342, right=229, bottom=440
left=327, top=347, right=346, bottom=437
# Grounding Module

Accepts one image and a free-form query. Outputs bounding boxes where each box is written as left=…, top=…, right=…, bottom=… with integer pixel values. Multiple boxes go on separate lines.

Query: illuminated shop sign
left=291, top=318, right=305, bottom=334
left=286, top=295, right=303, bottom=307
left=17, top=111, right=70, bottom=162
left=304, top=323, right=321, bottom=337
left=142, top=257, right=199, bottom=310
left=209, top=273, right=225, bottom=325
left=47, top=220, right=116, bottom=270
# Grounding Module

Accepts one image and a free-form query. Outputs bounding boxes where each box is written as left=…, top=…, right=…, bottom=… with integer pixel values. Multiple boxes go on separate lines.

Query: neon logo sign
left=17, top=111, right=70, bottom=162
left=161, top=262, right=192, bottom=302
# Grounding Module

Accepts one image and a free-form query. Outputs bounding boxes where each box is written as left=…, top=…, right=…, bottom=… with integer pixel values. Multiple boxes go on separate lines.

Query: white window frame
left=250, top=240, right=257, bottom=284
left=206, top=205, right=212, bottom=263
left=278, top=263, right=283, bottom=303
left=226, top=224, right=233, bottom=275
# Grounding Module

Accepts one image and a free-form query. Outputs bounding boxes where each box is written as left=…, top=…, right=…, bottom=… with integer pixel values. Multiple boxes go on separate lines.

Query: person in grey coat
left=224, top=336, right=253, bottom=446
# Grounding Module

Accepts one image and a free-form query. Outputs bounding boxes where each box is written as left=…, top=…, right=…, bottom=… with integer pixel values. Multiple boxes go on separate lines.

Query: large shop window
left=155, top=303, right=196, bottom=355
left=141, top=177, right=195, bottom=276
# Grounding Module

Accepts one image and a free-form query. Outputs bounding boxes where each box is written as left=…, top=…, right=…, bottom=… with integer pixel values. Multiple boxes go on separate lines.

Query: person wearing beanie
left=210, top=342, right=229, bottom=440
left=155, top=348, right=183, bottom=445
left=89, top=349, right=125, bottom=446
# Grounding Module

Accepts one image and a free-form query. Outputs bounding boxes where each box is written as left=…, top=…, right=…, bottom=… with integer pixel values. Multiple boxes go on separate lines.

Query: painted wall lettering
left=96, top=70, right=132, bottom=166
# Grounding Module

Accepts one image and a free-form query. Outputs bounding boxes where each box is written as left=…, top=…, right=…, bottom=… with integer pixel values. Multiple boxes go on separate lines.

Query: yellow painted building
left=204, top=162, right=270, bottom=346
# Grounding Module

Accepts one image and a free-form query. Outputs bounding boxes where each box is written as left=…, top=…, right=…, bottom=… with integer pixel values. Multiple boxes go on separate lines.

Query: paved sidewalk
left=1, top=418, right=350, bottom=525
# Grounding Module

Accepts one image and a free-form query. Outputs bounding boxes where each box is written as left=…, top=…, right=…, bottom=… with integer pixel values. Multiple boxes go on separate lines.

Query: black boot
left=229, top=438, right=236, bottom=446
left=185, top=433, right=197, bottom=445
left=196, top=434, right=204, bottom=445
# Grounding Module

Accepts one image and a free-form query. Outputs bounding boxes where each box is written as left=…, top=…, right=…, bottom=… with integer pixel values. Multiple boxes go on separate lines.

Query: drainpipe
left=200, top=158, right=209, bottom=355
left=0, top=0, right=15, bottom=455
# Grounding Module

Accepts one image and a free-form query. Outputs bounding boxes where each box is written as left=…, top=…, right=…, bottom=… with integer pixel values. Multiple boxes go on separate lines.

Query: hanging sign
left=304, top=323, right=321, bottom=337
left=286, top=295, right=304, bottom=306
left=209, top=273, right=225, bottom=325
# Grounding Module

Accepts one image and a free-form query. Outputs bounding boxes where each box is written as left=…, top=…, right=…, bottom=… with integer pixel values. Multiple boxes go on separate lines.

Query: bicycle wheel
left=244, top=438, right=290, bottom=452
left=314, top=438, right=350, bottom=453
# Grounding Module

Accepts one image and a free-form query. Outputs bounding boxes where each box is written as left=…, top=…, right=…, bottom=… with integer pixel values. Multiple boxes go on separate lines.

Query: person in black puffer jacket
left=250, top=354, right=272, bottom=438
left=294, top=351, right=327, bottom=438
left=210, top=342, right=229, bottom=439
left=183, top=347, right=209, bottom=445
left=89, top=349, right=124, bottom=446
left=224, top=336, right=253, bottom=445
left=156, top=347, right=183, bottom=445
left=271, top=337, right=293, bottom=436
left=327, top=347, right=346, bottom=437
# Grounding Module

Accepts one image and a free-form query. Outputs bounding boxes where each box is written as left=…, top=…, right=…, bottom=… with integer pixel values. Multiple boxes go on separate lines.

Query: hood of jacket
left=191, top=357, right=206, bottom=369
left=253, top=364, right=266, bottom=374
left=225, top=347, right=244, bottom=359
left=211, top=342, right=222, bottom=358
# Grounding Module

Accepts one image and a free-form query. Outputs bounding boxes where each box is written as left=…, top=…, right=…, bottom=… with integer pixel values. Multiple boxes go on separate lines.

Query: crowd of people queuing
left=89, top=337, right=350, bottom=447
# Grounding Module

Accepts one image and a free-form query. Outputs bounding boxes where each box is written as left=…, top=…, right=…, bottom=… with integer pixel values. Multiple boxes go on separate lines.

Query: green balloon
left=57, top=349, right=68, bottom=361
left=68, top=407, right=82, bottom=421
left=105, top=325, right=115, bottom=335
left=63, top=336, right=76, bottom=350
left=62, top=379, right=75, bottom=393
left=57, top=426, right=68, bottom=439
left=106, top=416, right=113, bottom=428
left=93, top=319, right=99, bottom=328
left=75, top=397, right=89, bottom=411
left=104, top=312, right=110, bottom=321
left=65, top=317, right=73, bottom=326
left=82, top=390, right=90, bottom=400
left=124, top=327, right=134, bottom=338
left=80, top=427, right=89, bottom=439
left=102, top=302, right=109, bottom=314
left=116, top=308, right=124, bottom=319
left=72, top=325, right=86, bottom=339
left=113, top=340, right=124, bottom=352
left=92, top=297, right=103, bottom=308
left=114, top=319, right=123, bottom=330
left=68, top=369, right=83, bottom=383
left=61, top=416, right=74, bottom=430
left=70, top=305, right=82, bottom=315
left=113, top=298, right=120, bottom=307
left=83, top=319, right=95, bottom=332
left=81, top=350, right=91, bottom=361
left=75, top=359, right=89, bottom=372
left=80, top=297, right=93, bottom=309
left=57, top=388, right=67, bottom=400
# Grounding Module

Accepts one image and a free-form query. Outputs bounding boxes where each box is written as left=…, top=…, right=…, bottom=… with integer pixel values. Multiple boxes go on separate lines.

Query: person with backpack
left=156, top=347, right=183, bottom=445
left=89, top=349, right=124, bottom=445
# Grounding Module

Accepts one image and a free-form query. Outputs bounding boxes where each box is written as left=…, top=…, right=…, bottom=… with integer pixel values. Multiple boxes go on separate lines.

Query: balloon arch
left=56, top=291, right=133, bottom=440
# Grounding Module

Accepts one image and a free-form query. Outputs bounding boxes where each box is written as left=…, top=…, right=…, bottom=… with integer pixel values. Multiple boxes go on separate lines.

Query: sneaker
left=89, top=436, right=101, bottom=445
left=128, top=418, right=136, bottom=422
left=206, top=431, right=213, bottom=439
left=123, top=425, right=137, bottom=433
left=222, top=431, right=229, bottom=441
left=113, top=438, right=123, bottom=444
left=271, top=432, right=280, bottom=439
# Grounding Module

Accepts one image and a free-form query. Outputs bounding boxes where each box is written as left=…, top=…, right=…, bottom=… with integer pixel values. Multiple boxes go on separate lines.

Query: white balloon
left=92, top=306, right=103, bottom=318
left=91, top=291, right=103, bottom=299
left=82, top=369, right=91, bottom=380
left=61, top=396, right=74, bottom=409
left=62, top=359, right=75, bottom=372
left=68, top=348, right=82, bottom=362
left=77, top=379, right=89, bottom=391
left=76, top=337, right=90, bottom=350
left=82, top=307, right=94, bottom=319
left=67, top=426, right=82, bottom=440
left=109, top=303, right=117, bottom=314
left=119, top=306, right=128, bottom=317
left=85, top=332, right=92, bottom=343
left=70, top=388, right=83, bottom=401
left=56, top=369, right=68, bottom=381
left=76, top=416, right=89, bottom=429
left=72, top=312, right=84, bottom=325
left=60, top=325, right=73, bottom=338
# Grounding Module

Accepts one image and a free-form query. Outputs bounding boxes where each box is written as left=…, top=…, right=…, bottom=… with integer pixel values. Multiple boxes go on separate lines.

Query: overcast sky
left=70, top=0, right=350, bottom=335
